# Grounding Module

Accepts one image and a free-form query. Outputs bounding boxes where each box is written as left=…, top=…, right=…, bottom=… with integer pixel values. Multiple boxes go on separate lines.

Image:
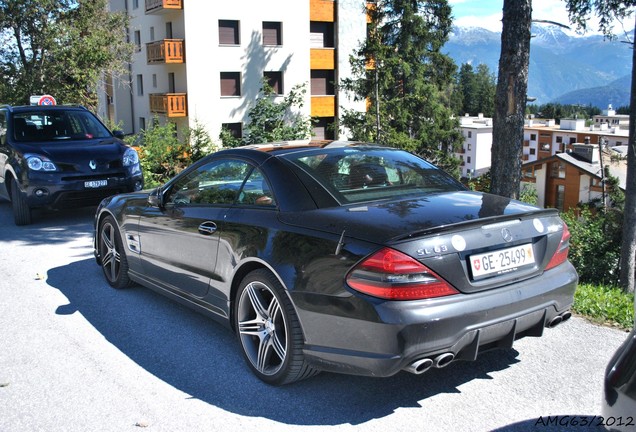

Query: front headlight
left=25, top=154, right=58, bottom=171
left=122, top=147, right=139, bottom=167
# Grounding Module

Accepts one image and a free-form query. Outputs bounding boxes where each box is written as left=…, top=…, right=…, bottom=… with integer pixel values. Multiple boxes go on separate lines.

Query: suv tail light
left=545, top=223, right=571, bottom=270
left=346, top=248, right=459, bottom=300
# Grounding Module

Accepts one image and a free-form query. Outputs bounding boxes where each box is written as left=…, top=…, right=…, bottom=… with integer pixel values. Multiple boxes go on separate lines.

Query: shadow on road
left=47, top=258, right=523, bottom=426
left=0, top=199, right=95, bottom=244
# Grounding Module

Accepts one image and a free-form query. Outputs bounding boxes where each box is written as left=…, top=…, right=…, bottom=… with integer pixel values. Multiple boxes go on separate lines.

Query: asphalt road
left=0, top=199, right=631, bottom=432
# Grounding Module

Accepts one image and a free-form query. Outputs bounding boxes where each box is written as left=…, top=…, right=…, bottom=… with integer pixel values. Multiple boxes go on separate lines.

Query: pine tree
left=341, top=0, right=462, bottom=176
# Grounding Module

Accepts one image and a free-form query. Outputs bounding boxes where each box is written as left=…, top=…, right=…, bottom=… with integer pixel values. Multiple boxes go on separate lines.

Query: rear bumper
left=295, top=262, right=577, bottom=377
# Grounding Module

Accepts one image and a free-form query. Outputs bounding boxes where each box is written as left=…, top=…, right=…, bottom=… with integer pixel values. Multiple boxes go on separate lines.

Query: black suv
left=0, top=105, right=144, bottom=225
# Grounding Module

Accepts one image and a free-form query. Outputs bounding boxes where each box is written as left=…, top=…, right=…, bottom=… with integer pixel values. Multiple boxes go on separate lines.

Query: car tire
left=98, top=215, right=133, bottom=289
left=234, top=269, right=318, bottom=385
left=11, top=180, right=32, bottom=226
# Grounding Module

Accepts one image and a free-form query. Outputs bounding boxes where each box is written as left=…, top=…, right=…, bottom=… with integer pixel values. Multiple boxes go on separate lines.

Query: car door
left=137, top=158, right=253, bottom=303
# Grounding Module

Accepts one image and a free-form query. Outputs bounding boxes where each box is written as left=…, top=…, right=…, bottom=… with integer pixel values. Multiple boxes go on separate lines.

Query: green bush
left=573, top=283, right=634, bottom=330
left=131, top=119, right=215, bottom=188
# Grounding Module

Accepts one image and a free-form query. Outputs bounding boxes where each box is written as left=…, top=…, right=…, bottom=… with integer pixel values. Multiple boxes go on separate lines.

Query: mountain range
left=444, top=24, right=633, bottom=109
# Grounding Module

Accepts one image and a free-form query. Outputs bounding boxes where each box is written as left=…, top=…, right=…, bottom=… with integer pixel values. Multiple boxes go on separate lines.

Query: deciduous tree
left=0, top=0, right=132, bottom=109
left=565, top=0, right=635, bottom=298
left=490, top=0, right=532, bottom=199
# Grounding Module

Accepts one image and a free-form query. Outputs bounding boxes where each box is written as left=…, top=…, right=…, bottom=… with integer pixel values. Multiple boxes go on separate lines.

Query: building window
left=262, top=22, right=282, bottom=46
left=530, top=133, right=536, bottom=141
left=530, top=148, right=536, bottom=155
left=570, top=137, right=576, bottom=144
left=134, top=30, right=141, bottom=52
left=150, top=27, right=155, bottom=42
left=166, top=22, right=173, bottom=39
left=310, top=70, right=335, bottom=95
left=313, top=117, right=335, bottom=140
left=152, top=74, right=157, bottom=88
left=168, top=73, right=175, bottom=93
left=467, top=131, right=472, bottom=138
left=219, top=20, right=240, bottom=45
left=136, top=74, right=144, bottom=96
left=222, top=122, right=243, bottom=140
left=467, top=156, right=471, bottom=164
left=139, top=117, right=146, bottom=131
left=310, top=21, right=334, bottom=48
left=551, top=162, right=566, bottom=179
left=555, top=185, right=565, bottom=211
left=467, top=143, right=472, bottom=151
left=556, top=136, right=563, bottom=143
left=220, top=72, right=241, bottom=96
left=133, top=0, right=139, bottom=9
left=264, top=71, right=283, bottom=95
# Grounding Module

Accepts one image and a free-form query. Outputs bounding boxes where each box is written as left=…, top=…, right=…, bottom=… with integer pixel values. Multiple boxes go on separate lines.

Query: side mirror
left=112, top=130, right=125, bottom=139
left=148, top=188, right=163, bottom=208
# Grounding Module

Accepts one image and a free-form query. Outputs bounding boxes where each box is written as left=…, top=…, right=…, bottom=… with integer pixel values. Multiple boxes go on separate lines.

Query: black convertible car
left=93, top=141, right=577, bottom=385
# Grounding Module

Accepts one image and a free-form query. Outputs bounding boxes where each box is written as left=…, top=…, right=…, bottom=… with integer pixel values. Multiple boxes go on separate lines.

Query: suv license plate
left=470, top=243, right=535, bottom=278
left=85, top=180, right=108, bottom=188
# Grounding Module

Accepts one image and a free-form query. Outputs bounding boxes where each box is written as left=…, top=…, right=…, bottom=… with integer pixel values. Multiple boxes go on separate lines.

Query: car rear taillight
left=346, top=248, right=459, bottom=300
left=545, top=223, right=571, bottom=270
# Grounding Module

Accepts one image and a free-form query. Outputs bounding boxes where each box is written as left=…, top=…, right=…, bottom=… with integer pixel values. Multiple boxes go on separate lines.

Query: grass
left=573, top=283, right=635, bottom=330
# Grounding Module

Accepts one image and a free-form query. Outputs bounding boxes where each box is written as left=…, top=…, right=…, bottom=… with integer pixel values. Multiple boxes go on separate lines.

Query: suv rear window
left=282, top=147, right=465, bottom=204
left=12, top=110, right=111, bottom=142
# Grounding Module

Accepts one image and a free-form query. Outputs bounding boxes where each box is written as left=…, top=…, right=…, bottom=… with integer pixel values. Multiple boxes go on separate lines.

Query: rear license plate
left=84, top=180, right=108, bottom=188
left=470, top=243, right=535, bottom=278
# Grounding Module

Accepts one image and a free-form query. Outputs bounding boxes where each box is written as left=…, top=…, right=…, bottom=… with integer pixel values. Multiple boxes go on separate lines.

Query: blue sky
left=449, top=0, right=578, bottom=33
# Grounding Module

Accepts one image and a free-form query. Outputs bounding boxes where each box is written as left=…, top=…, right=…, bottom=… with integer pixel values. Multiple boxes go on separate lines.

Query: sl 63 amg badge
left=417, top=244, right=449, bottom=256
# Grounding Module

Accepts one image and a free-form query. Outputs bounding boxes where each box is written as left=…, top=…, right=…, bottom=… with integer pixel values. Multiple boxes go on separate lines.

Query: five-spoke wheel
left=235, top=269, right=316, bottom=385
left=99, top=216, right=132, bottom=289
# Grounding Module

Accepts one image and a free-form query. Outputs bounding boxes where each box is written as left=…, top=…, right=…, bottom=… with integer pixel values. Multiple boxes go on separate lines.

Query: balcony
left=311, top=96, right=336, bottom=117
left=310, top=48, right=335, bottom=69
left=147, top=39, right=185, bottom=64
left=145, top=0, right=182, bottom=14
left=149, top=93, right=187, bottom=117
left=310, top=0, right=335, bottom=22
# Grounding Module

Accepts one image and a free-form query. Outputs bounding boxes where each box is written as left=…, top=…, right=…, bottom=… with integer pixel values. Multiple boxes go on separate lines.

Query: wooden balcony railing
left=310, top=0, right=335, bottom=22
left=311, top=96, right=336, bottom=117
left=310, top=48, right=335, bottom=69
left=147, top=39, right=185, bottom=64
left=149, top=93, right=187, bottom=117
left=145, top=0, right=182, bottom=14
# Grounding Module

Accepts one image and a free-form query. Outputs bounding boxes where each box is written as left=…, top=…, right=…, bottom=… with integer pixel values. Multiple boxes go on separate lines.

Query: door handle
left=198, top=221, right=217, bottom=235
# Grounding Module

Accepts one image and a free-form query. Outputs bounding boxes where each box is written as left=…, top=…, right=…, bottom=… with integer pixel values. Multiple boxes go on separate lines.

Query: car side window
left=0, top=111, right=6, bottom=145
left=237, top=168, right=276, bottom=207
left=166, top=159, right=252, bottom=206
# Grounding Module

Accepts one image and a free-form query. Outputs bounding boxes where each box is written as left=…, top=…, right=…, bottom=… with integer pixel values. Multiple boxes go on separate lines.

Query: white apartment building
left=100, top=0, right=368, bottom=143
left=456, top=114, right=493, bottom=178
left=455, top=112, right=628, bottom=179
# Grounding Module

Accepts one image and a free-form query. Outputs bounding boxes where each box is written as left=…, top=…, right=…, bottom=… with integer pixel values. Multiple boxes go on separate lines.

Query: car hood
left=16, top=138, right=127, bottom=162
left=279, top=191, right=553, bottom=244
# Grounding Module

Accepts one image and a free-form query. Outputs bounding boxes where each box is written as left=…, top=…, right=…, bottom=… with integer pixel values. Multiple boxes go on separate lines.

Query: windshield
left=12, top=110, right=112, bottom=142
left=282, top=147, right=465, bottom=204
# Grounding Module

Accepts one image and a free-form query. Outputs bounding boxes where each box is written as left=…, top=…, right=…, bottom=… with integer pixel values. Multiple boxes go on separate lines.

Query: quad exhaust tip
left=548, top=310, right=572, bottom=328
left=405, top=352, right=455, bottom=375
